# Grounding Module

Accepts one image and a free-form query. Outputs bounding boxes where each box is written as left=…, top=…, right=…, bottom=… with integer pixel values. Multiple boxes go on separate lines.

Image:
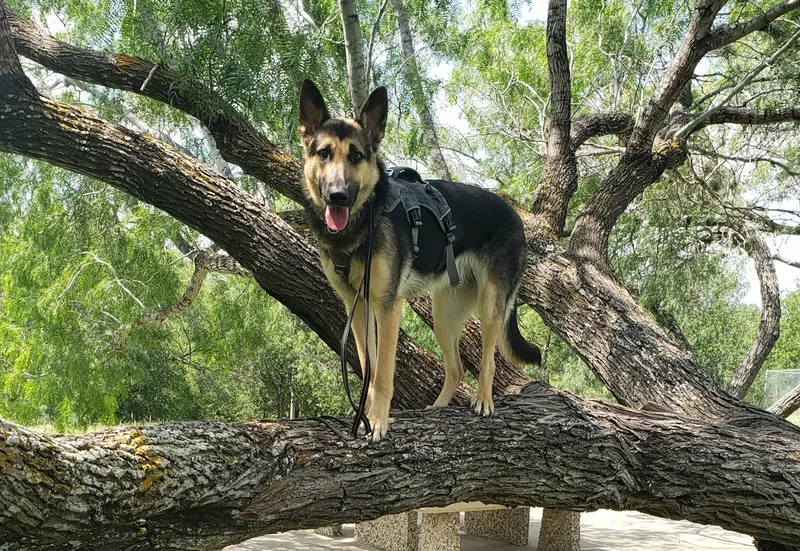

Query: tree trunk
left=2, top=384, right=799, bottom=551
left=389, top=0, right=452, bottom=180
left=338, top=0, right=369, bottom=111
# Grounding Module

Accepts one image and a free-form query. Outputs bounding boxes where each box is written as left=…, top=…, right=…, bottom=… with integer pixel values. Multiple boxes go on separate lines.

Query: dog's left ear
left=357, top=86, right=388, bottom=150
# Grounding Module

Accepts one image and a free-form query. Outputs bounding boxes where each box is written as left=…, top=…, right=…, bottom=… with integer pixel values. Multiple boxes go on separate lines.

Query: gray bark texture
left=2, top=384, right=800, bottom=550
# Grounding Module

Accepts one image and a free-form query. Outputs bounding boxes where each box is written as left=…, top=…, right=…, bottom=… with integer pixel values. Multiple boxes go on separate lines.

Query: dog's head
left=298, top=79, right=388, bottom=233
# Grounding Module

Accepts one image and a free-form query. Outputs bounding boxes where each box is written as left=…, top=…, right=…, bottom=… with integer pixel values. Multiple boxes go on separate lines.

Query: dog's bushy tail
left=499, top=304, right=542, bottom=366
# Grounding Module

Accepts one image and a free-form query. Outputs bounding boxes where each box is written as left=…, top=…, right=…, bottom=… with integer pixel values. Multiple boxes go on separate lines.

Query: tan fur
left=301, top=126, right=380, bottom=220
left=300, top=81, right=531, bottom=443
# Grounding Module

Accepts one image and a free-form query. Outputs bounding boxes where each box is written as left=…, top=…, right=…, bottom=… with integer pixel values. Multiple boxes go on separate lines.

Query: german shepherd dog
left=299, top=80, right=541, bottom=441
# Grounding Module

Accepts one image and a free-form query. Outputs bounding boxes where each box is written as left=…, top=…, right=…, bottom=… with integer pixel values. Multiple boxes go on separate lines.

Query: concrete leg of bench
left=464, top=507, right=530, bottom=545
left=354, top=512, right=418, bottom=551
left=314, top=525, right=342, bottom=537
left=419, top=512, right=460, bottom=551
left=536, top=509, right=580, bottom=551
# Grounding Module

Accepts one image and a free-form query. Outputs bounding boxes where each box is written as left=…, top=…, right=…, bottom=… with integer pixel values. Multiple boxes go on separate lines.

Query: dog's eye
left=349, top=151, right=363, bottom=164
left=318, top=148, right=331, bottom=160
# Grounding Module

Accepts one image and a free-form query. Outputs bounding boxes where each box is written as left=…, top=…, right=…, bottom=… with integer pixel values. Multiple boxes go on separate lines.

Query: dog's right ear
left=299, top=79, right=330, bottom=144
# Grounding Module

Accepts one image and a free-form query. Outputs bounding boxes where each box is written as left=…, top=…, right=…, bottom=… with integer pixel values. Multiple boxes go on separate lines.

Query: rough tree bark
left=389, top=0, right=452, bottom=180
left=770, top=383, right=800, bottom=418
left=2, top=1, right=800, bottom=549
left=2, top=385, right=800, bottom=550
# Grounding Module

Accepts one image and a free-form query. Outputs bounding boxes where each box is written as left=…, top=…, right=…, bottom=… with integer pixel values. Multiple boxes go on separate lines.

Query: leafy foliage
left=2, top=0, right=799, bottom=431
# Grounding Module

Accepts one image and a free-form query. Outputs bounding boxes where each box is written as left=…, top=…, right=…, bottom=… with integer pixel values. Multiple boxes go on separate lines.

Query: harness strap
left=403, top=191, right=422, bottom=257
left=327, top=168, right=461, bottom=288
left=423, top=182, right=461, bottom=287
left=330, top=249, right=352, bottom=279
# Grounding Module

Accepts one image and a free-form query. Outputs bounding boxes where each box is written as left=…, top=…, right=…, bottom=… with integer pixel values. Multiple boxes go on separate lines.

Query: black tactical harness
left=317, top=167, right=461, bottom=440
left=329, top=167, right=461, bottom=287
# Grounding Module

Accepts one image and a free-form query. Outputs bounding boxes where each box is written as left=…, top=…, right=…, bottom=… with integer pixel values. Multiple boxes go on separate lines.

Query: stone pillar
left=355, top=512, right=418, bottom=551
left=537, top=509, right=580, bottom=551
left=314, top=525, right=342, bottom=537
left=418, top=512, right=460, bottom=551
left=464, top=507, right=530, bottom=545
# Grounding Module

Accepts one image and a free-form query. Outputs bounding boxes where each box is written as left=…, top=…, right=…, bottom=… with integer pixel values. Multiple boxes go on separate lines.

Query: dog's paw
left=368, top=414, right=390, bottom=442
left=470, top=395, right=494, bottom=416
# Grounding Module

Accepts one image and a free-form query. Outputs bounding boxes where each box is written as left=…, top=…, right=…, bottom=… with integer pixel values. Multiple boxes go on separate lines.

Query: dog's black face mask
left=298, top=79, right=388, bottom=234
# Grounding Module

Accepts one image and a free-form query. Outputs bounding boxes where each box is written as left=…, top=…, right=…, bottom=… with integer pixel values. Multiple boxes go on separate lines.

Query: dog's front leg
left=369, top=297, right=402, bottom=442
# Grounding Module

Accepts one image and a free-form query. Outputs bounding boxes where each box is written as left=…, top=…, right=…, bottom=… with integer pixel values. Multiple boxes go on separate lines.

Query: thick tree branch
left=0, top=1, right=34, bottom=98
left=530, top=0, right=577, bottom=236
left=770, top=382, right=800, bottom=418
left=704, top=0, right=800, bottom=51
left=699, top=105, right=800, bottom=129
left=627, top=0, right=726, bottom=152
left=4, top=4, right=305, bottom=205
left=725, top=221, right=781, bottom=399
left=570, top=111, right=634, bottom=151
left=569, top=0, right=726, bottom=257
left=2, top=385, right=800, bottom=550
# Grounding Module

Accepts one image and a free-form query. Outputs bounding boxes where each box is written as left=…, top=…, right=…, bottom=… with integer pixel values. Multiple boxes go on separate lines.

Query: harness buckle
left=408, top=206, right=423, bottom=227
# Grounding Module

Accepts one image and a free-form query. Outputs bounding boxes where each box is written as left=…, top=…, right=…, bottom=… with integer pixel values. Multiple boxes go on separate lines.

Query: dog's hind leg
left=473, top=281, right=505, bottom=416
left=430, top=285, right=477, bottom=407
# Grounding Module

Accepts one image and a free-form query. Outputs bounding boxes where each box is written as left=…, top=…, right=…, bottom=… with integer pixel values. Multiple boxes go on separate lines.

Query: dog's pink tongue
left=325, top=205, right=350, bottom=232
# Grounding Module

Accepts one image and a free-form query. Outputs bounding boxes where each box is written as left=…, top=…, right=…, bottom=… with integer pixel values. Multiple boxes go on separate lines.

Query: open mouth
left=324, top=204, right=350, bottom=233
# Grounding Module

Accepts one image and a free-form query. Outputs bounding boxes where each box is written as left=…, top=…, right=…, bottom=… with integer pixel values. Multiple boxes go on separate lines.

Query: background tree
left=2, top=0, right=800, bottom=549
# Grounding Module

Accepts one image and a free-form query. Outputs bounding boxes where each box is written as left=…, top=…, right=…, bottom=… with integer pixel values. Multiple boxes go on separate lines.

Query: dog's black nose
left=328, top=190, right=349, bottom=205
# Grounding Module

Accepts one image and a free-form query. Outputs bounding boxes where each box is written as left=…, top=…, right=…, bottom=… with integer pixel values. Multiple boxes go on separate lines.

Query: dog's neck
left=304, top=159, right=390, bottom=255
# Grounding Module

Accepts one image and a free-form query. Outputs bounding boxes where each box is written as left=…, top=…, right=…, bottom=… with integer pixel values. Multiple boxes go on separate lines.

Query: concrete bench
left=349, top=503, right=531, bottom=551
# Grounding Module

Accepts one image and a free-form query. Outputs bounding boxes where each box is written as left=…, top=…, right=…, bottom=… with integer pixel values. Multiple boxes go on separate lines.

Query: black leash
left=318, top=204, right=375, bottom=440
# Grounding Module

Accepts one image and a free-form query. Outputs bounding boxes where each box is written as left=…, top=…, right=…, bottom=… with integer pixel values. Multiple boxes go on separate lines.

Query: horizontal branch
left=704, top=0, right=800, bottom=51
left=2, top=385, right=800, bottom=550
left=775, top=254, right=800, bottom=269
left=675, top=28, right=800, bottom=140
left=570, top=111, right=634, bottom=151
left=704, top=105, right=800, bottom=127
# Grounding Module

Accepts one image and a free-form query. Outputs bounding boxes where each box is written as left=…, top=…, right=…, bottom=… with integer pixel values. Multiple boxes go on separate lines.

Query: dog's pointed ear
left=299, top=79, right=330, bottom=143
left=357, top=86, right=388, bottom=150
